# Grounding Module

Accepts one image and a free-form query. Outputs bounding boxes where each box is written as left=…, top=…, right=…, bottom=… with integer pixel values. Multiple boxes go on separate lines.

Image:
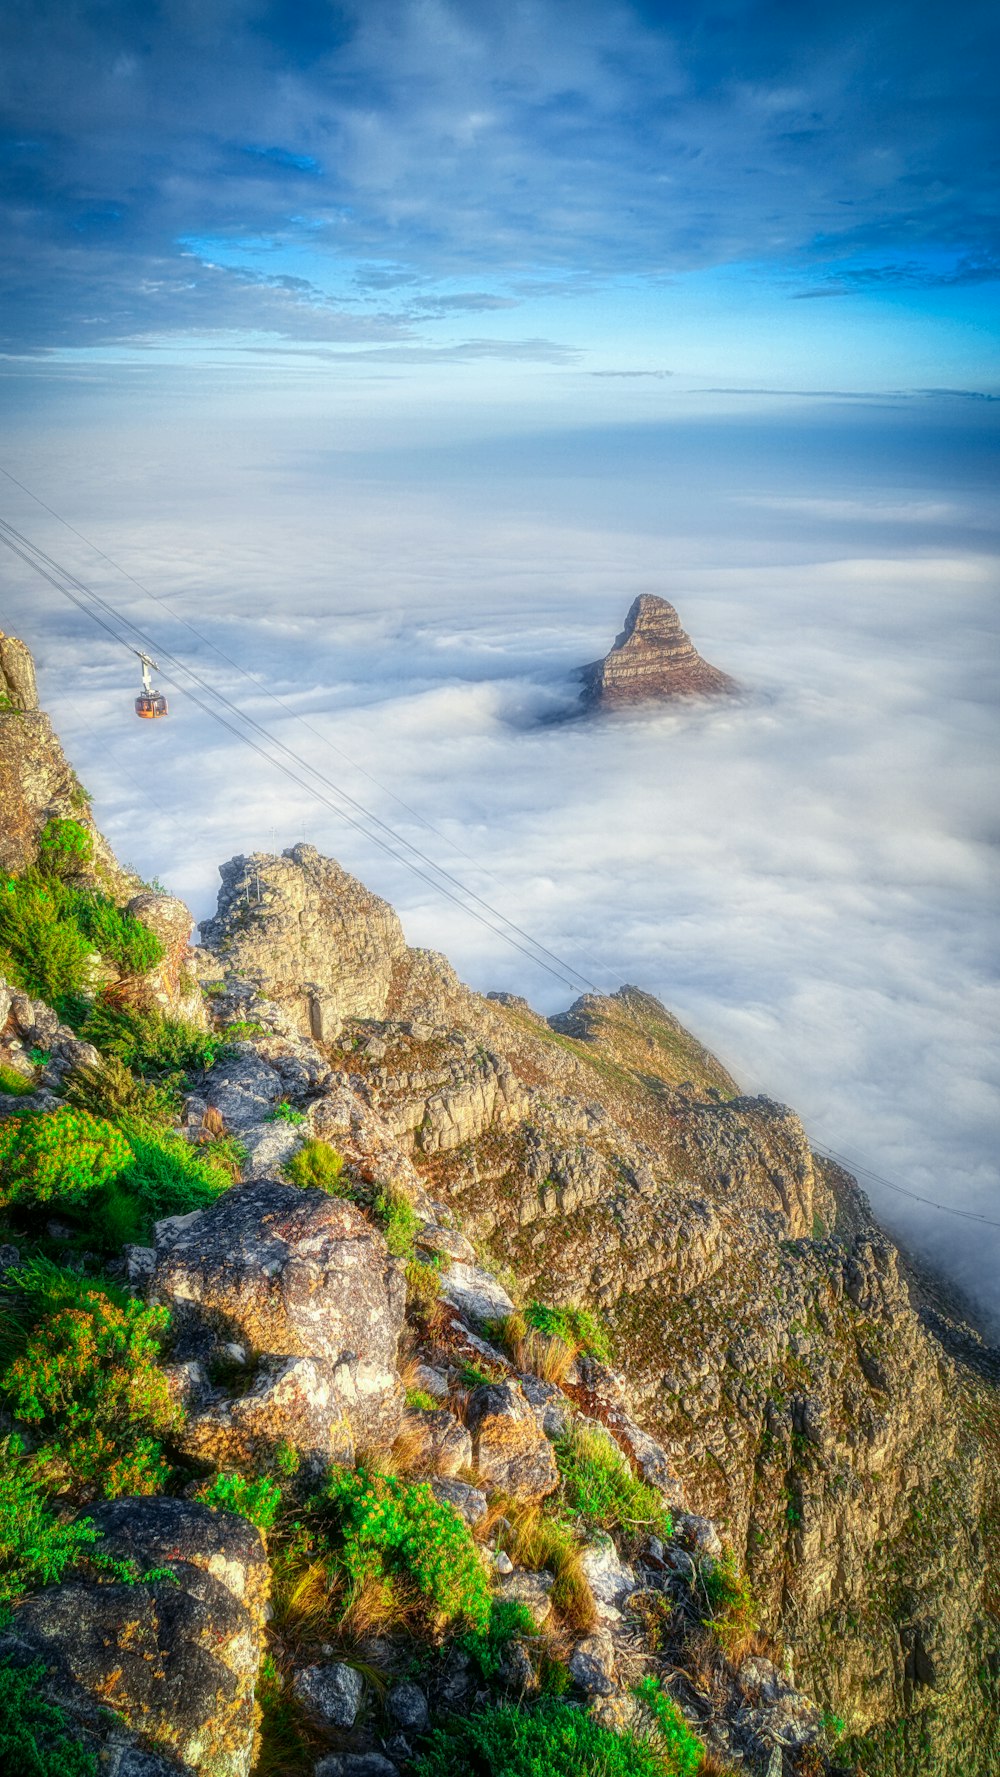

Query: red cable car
left=134, top=651, right=168, bottom=719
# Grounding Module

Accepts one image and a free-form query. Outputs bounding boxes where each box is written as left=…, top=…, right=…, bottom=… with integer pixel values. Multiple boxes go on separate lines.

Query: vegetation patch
left=0, top=1658, right=97, bottom=1777
left=283, top=1139, right=349, bottom=1194
left=0, top=1106, right=131, bottom=1209
left=555, top=1423, right=672, bottom=1545
left=0, top=1435, right=102, bottom=1603
left=702, top=1550, right=759, bottom=1660
left=633, top=1675, right=704, bottom=1775
left=0, top=1260, right=179, bottom=1499
left=268, top=1099, right=307, bottom=1125
left=413, top=1697, right=687, bottom=1777
left=196, top=1471, right=283, bottom=1532
left=524, top=1300, right=612, bottom=1363
left=0, top=1064, right=34, bottom=1099
left=373, top=1183, right=420, bottom=1258
left=80, top=999, right=218, bottom=1078
left=322, top=1464, right=493, bottom=1633
left=37, top=817, right=93, bottom=875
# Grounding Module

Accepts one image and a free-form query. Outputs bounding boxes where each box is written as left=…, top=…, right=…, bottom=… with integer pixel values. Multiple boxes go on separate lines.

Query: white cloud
left=3, top=404, right=998, bottom=1333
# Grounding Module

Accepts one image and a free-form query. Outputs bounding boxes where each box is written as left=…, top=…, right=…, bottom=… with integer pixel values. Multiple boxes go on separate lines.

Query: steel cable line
left=0, top=516, right=598, bottom=996
left=0, top=461, right=619, bottom=985
left=4, top=515, right=997, bottom=1230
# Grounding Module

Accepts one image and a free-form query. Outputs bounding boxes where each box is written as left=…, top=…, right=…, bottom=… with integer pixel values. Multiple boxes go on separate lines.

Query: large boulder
left=465, top=1381, right=559, bottom=1500
left=0, top=1496, right=267, bottom=1777
left=199, top=844, right=407, bottom=1037
left=149, top=1180, right=405, bottom=1462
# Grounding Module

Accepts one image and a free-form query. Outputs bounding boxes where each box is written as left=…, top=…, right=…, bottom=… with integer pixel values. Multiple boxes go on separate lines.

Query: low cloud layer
left=3, top=401, right=997, bottom=1331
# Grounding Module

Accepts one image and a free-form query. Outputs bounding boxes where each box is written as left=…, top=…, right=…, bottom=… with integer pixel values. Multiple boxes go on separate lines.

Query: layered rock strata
left=581, top=594, right=737, bottom=708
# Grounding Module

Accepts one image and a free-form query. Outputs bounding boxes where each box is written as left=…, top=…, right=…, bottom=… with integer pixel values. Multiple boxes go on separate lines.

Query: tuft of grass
left=405, top=1387, right=440, bottom=1413
left=267, top=1099, right=307, bottom=1125
left=0, top=1659, right=98, bottom=1776
left=373, top=1183, right=420, bottom=1258
left=489, top=1311, right=575, bottom=1386
left=254, top=1652, right=316, bottom=1777
left=524, top=1300, right=612, bottom=1364
left=282, top=1139, right=350, bottom=1194
left=405, top=1257, right=443, bottom=1313
left=555, top=1422, right=672, bottom=1546
left=499, top=1496, right=596, bottom=1633
left=633, top=1674, right=705, bottom=1775
left=322, top=1463, right=493, bottom=1633
left=0, top=1064, right=35, bottom=1098
left=702, top=1550, right=759, bottom=1662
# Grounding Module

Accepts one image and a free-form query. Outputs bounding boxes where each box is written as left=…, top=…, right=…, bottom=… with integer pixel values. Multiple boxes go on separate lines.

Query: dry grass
left=201, top=1104, right=226, bottom=1138
left=389, top=1415, right=436, bottom=1479
left=491, top=1311, right=576, bottom=1385
left=497, top=1496, right=597, bottom=1634
left=338, top=1572, right=413, bottom=1640
left=270, top=1555, right=341, bottom=1651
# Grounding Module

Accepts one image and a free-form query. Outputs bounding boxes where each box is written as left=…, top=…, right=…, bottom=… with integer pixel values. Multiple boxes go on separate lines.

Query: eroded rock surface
left=0, top=1497, right=267, bottom=1777
left=580, top=595, right=737, bottom=709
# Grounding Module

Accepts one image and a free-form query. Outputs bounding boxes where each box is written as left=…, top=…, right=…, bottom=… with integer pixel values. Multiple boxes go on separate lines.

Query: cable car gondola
left=134, top=650, right=168, bottom=719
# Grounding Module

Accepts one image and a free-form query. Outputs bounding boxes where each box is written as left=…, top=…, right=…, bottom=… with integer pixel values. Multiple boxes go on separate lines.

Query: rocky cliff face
left=0, top=636, right=996, bottom=1777
left=581, top=596, right=738, bottom=708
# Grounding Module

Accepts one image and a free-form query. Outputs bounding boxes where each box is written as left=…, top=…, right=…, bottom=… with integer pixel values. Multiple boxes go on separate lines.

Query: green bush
left=555, top=1424, right=672, bottom=1541
left=524, top=1301, right=612, bottom=1363
left=64, top=1053, right=179, bottom=1129
left=373, top=1183, right=419, bottom=1258
left=0, top=1659, right=97, bottom=1777
left=37, top=818, right=93, bottom=875
left=85, top=1124, right=230, bottom=1251
left=282, top=1139, right=349, bottom=1194
left=196, top=1472, right=283, bottom=1532
left=323, top=1465, right=492, bottom=1632
left=81, top=999, right=218, bottom=1077
left=413, top=1699, right=682, bottom=1777
left=633, top=1676, right=704, bottom=1775
left=267, top=1099, right=306, bottom=1125
left=702, top=1549, right=758, bottom=1655
left=0, top=1107, right=131, bottom=1210
left=0, top=872, right=93, bottom=1008
left=460, top=1595, right=539, bottom=1678
left=0, top=1265, right=179, bottom=1499
left=0, top=1435, right=100, bottom=1603
left=67, top=893, right=163, bottom=977
left=0, top=1064, right=34, bottom=1098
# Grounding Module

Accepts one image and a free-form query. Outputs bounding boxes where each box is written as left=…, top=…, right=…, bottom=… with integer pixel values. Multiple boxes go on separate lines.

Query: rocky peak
left=581, top=594, right=737, bottom=708
left=0, top=630, right=38, bottom=710
left=199, top=841, right=407, bottom=1039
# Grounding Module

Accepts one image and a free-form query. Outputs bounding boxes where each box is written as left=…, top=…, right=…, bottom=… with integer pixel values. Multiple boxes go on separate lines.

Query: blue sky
left=1, top=4, right=999, bottom=1323
left=0, top=0, right=997, bottom=392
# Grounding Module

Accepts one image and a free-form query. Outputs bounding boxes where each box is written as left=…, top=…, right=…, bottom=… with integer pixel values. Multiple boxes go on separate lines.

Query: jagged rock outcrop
left=0, top=1497, right=268, bottom=1776
left=147, top=1178, right=406, bottom=1464
left=199, top=843, right=407, bottom=1039
left=581, top=595, right=737, bottom=708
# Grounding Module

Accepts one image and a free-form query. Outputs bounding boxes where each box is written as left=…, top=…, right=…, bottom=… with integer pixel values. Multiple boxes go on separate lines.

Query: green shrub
left=0, top=1659, right=97, bottom=1776
left=81, top=1125, right=229, bottom=1251
left=38, top=818, right=93, bottom=875
left=223, top=1021, right=267, bottom=1040
left=555, top=1424, right=672, bottom=1542
left=0, top=873, right=93, bottom=1007
left=267, top=1099, right=307, bottom=1125
left=64, top=1053, right=179, bottom=1129
left=81, top=999, right=218, bottom=1077
left=0, top=1265, right=179, bottom=1499
left=373, top=1184, right=419, bottom=1258
left=0, top=1107, right=132, bottom=1209
left=0, top=1064, right=34, bottom=1099
left=283, top=1140, right=348, bottom=1194
left=405, top=1258, right=443, bottom=1312
left=633, top=1676, right=704, bottom=1775
left=0, top=1435, right=101, bottom=1603
left=323, top=1465, right=492, bottom=1632
left=702, top=1549, right=758, bottom=1656
left=524, top=1301, right=612, bottom=1363
left=196, top=1472, right=283, bottom=1532
left=460, top=1595, right=538, bottom=1678
left=413, top=1699, right=681, bottom=1777
left=405, top=1387, right=440, bottom=1412
left=67, top=893, right=163, bottom=977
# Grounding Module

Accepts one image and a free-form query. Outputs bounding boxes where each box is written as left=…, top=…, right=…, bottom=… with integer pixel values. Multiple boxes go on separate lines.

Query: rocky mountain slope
left=0, top=635, right=995, bottom=1777
left=580, top=596, right=738, bottom=708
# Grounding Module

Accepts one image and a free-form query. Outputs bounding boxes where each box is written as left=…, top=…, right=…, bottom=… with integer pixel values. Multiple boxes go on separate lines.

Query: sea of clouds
left=5, top=396, right=998, bottom=1330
